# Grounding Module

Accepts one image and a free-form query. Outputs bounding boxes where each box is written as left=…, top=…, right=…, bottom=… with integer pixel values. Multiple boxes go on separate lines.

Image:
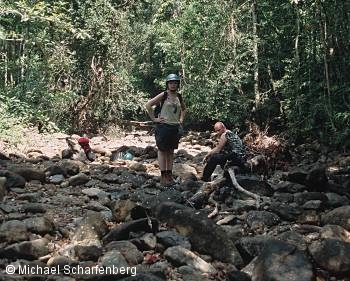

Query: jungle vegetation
left=1, top=0, right=349, bottom=148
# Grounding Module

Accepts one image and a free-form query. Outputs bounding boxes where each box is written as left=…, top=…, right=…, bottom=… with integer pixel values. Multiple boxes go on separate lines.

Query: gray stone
left=164, top=246, right=216, bottom=273
left=0, top=220, right=29, bottom=243
left=0, top=177, right=6, bottom=201
left=71, top=211, right=109, bottom=246
left=49, top=174, right=65, bottom=184
left=21, top=203, right=47, bottom=214
left=10, top=167, right=46, bottom=182
left=154, top=202, right=243, bottom=266
left=309, top=238, right=350, bottom=273
left=321, top=205, right=350, bottom=230
left=320, top=224, right=350, bottom=242
left=252, top=240, right=313, bottom=281
left=156, top=230, right=191, bottom=249
left=235, top=235, right=274, bottom=263
left=23, top=216, right=55, bottom=235
left=0, top=170, right=26, bottom=189
left=81, top=187, right=110, bottom=199
left=0, top=238, right=49, bottom=260
left=131, top=233, right=157, bottom=251
left=74, top=245, right=102, bottom=261
left=100, top=250, right=129, bottom=268
left=69, top=173, right=90, bottom=186
left=245, top=211, right=280, bottom=228
left=105, top=240, right=144, bottom=265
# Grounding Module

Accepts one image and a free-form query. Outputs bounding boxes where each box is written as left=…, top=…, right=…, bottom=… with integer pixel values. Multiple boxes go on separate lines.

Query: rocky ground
left=0, top=127, right=350, bottom=281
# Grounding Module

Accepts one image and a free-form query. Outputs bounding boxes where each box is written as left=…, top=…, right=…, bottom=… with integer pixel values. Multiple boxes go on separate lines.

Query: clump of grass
left=0, top=107, right=27, bottom=147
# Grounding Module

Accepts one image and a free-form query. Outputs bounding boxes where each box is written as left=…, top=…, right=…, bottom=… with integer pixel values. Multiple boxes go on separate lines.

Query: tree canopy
left=1, top=0, right=349, bottom=148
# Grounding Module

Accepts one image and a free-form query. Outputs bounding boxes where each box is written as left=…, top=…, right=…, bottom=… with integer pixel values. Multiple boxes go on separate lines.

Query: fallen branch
left=227, top=167, right=264, bottom=208
left=188, top=176, right=226, bottom=208
left=207, top=193, right=219, bottom=219
left=128, top=120, right=154, bottom=127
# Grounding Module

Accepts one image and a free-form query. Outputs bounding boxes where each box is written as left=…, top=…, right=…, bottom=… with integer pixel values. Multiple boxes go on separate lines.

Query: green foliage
left=0, top=98, right=26, bottom=144
left=0, top=0, right=349, bottom=148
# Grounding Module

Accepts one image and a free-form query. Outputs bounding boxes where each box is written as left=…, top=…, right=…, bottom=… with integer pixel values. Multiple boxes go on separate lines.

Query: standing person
left=201, top=122, right=246, bottom=182
left=145, top=74, right=186, bottom=186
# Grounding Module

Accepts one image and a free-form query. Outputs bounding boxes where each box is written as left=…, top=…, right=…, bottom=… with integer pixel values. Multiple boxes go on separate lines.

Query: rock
left=81, top=187, right=110, bottom=199
left=49, top=174, right=65, bottom=184
left=164, top=245, right=216, bottom=273
left=100, top=249, right=129, bottom=269
left=0, top=220, right=29, bottom=243
left=222, top=225, right=245, bottom=243
left=156, top=230, right=191, bottom=249
left=294, top=192, right=328, bottom=205
left=0, top=170, right=26, bottom=189
left=45, top=165, right=67, bottom=177
left=272, top=192, right=294, bottom=203
left=103, top=218, right=159, bottom=244
left=305, top=166, right=328, bottom=190
left=277, top=231, right=308, bottom=251
left=177, top=265, right=212, bottom=281
left=302, top=199, right=324, bottom=210
left=321, top=205, right=350, bottom=230
left=110, top=199, right=137, bottom=222
left=284, top=169, right=307, bottom=185
left=60, top=160, right=81, bottom=175
left=272, top=181, right=307, bottom=193
left=245, top=211, right=280, bottom=228
left=142, top=146, right=158, bottom=159
left=309, top=238, right=350, bottom=274
left=21, top=203, right=47, bottom=214
left=154, top=202, right=243, bottom=266
left=47, top=255, right=75, bottom=267
left=0, top=238, right=49, bottom=260
left=297, top=210, right=320, bottom=225
left=68, top=173, right=90, bottom=186
left=23, top=217, right=55, bottom=235
left=269, top=202, right=302, bottom=221
left=10, top=168, right=46, bottom=183
left=235, top=235, right=274, bottom=263
left=129, top=162, right=147, bottom=173
left=0, top=152, right=10, bottom=160
left=131, top=232, right=157, bottom=251
left=74, top=245, right=103, bottom=261
left=325, top=192, right=350, bottom=207
left=0, top=177, right=6, bottom=201
left=172, top=163, right=198, bottom=181
left=320, top=224, right=350, bottom=242
left=105, top=241, right=144, bottom=265
left=226, top=270, right=252, bottom=281
left=235, top=176, right=274, bottom=197
left=71, top=211, right=109, bottom=246
left=252, top=239, right=313, bottom=281
left=118, top=273, right=163, bottom=280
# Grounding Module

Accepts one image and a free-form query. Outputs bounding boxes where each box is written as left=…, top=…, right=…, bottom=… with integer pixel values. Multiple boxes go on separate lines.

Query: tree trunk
left=252, top=0, right=259, bottom=106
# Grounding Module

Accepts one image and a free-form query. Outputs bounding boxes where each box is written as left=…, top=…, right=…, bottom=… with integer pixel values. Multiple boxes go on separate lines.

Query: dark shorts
left=155, top=123, right=180, bottom=151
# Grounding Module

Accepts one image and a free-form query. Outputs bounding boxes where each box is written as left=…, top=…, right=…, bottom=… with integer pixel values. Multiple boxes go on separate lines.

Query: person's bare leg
left=158, top=150, right=166, bottom=170
left=165, top=150, right=175, bottom=185
left=158, top=150, right=167, bottom=184
left=166, top=150, right=174, bottom=170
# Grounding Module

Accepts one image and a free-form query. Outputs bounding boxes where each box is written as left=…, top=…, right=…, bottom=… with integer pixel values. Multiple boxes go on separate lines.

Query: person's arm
left=204, top=133, right=227, bottom=160
left=179, top=105, right=186, bottom=124
left=145, top=93, right=165, bottom=123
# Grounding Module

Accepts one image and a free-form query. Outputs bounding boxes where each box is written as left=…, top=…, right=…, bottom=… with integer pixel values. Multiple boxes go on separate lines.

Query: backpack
left=154, top=91, right=184, bottom=117
left=224, top=131, right=246, bottom=159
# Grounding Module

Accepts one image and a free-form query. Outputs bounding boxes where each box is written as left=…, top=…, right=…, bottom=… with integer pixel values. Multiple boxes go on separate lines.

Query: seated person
left=201, top=122, right=246, bottom=181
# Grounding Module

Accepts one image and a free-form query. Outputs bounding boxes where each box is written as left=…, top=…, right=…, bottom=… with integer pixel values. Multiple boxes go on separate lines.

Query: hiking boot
left=160, top=173, right=167, bottom=186
left=165, top=174, right=175, bottom=186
